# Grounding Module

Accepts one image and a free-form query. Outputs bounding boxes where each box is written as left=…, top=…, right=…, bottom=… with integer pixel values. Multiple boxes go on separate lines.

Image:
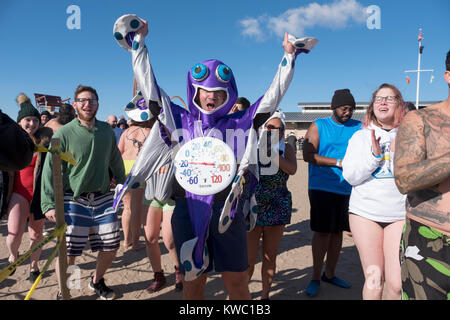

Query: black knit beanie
left=331, top=89, right=355, bottom=109
left=16, top=93, right=41, bottom=123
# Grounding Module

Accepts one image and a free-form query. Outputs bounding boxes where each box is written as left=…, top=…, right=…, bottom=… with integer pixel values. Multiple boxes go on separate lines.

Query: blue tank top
left=308, top=116, right=361, bottom=195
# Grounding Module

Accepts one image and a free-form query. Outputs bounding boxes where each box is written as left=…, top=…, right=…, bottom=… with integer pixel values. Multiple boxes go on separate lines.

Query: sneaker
left=174, top=267, right=183, bottom=292
left=88, top=277, right=115, bottom=300
left=146, top=271, right=166, bottom=293
left=29, top=270, right=41, bottom=283
left=321, top=272, right=351, bottom=289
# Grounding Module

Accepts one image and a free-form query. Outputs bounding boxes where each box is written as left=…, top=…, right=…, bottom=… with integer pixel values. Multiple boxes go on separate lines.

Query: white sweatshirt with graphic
left=342, top=122, right=406, bottom=222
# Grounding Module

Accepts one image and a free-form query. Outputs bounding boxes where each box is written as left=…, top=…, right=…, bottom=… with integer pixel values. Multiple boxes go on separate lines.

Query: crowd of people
left=0, top=24, right=448, bottom=302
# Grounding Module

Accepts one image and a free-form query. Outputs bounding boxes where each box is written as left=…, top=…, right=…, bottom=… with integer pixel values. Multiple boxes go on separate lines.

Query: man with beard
left=302, top=89, right=361, bottom=297
left=41, top=85, right=125, bottom=300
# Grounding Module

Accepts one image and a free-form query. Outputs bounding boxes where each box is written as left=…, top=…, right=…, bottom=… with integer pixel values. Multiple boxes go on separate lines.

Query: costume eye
left=191, top=63, right=209, bottom=81
left=216, top=64, right=232, bottom=82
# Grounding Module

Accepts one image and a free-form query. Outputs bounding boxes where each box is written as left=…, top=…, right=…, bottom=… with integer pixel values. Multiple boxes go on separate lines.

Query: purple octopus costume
left=112, top=14, right=317, bottom=280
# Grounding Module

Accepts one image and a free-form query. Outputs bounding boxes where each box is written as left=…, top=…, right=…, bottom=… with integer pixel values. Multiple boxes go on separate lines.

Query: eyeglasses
left=265, top=124, right=284, bottom=130
left=374, top=96, right=397, bottom=103
left=75, top=98, right=98, bottom=105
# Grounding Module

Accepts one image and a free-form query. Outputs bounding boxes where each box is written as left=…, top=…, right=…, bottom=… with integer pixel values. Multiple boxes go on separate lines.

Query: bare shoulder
left=121, top=127, right=131, bottom=135
left=44, top=119, right=63, bottom=134
left=417, top=101, right=450, bottom=155
left=395, top=111, right=425, bottom=161
left=417, top=100, right=450, bottom=124
left=305, top=121, right=318, bottom=139
left=122, top=126, right=139, bottom=138
left=44, top=118, right=57, bottom=126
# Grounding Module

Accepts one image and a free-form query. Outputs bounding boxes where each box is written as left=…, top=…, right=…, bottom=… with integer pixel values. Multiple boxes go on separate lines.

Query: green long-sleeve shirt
left=41, top=118, right=126, bottom=214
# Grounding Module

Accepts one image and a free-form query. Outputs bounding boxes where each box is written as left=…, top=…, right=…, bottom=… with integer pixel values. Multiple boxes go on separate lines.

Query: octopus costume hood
left=112, top=14, right=317, bottom=280
left=188, top=59, right=238, bottom=128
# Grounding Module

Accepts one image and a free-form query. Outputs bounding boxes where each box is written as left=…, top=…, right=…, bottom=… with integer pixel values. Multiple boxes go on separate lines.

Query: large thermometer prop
left=174, top=137, right=237, bottom=196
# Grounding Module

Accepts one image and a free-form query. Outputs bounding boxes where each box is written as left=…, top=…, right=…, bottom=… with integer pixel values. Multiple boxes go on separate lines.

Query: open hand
left=137, top=19, right=148, bottom=37
left=371, top=129, right=381, bottom=156
left=283, top=33, right=295, bottom=54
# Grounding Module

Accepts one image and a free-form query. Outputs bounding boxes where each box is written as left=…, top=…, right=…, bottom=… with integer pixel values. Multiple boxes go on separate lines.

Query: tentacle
left=112, top=123, right=171, bottom=211
left=180, top=237, right=210, bottom=281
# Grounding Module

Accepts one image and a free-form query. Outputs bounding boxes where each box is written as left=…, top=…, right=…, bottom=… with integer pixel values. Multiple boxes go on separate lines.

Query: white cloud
left=240, top=0, right=369, bottom=40
left=239, top=17, right=265, bottom=42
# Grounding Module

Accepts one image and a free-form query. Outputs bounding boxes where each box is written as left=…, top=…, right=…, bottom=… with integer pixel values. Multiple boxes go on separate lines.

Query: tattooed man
left=394, top=50, right=450, bottom=300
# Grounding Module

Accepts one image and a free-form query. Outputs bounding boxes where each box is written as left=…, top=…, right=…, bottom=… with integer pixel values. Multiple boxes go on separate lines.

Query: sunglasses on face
left=265, top=124, right=284, bottom=130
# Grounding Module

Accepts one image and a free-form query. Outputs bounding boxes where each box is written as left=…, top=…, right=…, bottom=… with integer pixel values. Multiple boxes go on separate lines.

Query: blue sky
left=0, top=0, right=449, bottom=121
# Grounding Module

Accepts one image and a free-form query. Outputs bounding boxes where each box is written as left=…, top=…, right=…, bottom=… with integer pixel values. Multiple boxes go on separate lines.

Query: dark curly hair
left=58, top=103, right=76, bottom=125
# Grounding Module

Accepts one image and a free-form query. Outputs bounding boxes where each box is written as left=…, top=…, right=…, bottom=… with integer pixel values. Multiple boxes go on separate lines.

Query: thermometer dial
left=174, top=137, right=236, bottom=196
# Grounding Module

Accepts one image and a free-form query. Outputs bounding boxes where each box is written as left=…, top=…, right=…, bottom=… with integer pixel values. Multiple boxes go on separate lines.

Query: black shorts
left=308, top=189, right=350, bottom=233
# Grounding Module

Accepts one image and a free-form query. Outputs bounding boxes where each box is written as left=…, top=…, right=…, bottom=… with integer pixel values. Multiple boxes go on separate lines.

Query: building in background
left=284, top=101, right=438, bottom=139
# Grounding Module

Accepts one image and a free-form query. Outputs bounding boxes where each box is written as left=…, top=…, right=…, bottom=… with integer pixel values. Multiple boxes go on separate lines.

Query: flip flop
left=321, top=273, right=351, bottom=288
left=306, top=280, right=320, bottom=297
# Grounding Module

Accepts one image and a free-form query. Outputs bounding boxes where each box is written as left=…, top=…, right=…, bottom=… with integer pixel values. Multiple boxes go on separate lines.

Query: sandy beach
left=0, top=158, right=365, bottom=300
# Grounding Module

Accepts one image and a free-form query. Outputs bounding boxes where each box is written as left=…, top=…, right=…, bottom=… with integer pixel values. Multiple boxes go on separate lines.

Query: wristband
left=372, top=152, right=382, bottom=159
left=336, top=159, right=341, bottom=167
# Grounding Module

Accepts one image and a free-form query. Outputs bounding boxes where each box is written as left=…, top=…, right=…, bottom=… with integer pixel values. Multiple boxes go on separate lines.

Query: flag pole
left=404, top=28, right=433, bottom=108
left=415, top=28, right=422, bottom=109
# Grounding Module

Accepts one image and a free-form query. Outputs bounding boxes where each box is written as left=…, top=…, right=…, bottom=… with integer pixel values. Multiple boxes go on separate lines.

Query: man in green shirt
left=41, top=85, right=125, bottom=300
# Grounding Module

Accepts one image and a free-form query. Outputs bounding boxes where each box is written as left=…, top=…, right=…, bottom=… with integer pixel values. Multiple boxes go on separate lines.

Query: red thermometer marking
left=188, top=162, right=215, bottom=166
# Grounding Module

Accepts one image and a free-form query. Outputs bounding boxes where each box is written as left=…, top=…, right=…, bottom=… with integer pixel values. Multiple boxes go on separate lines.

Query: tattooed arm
left=394, top=110, right=450, bottom=194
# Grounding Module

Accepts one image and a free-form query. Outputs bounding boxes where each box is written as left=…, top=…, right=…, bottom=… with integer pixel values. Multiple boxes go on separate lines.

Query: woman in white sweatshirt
left=342, top=83, right=407, bottom=300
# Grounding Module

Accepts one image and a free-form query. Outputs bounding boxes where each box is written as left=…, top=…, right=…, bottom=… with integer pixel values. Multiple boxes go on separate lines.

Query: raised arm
left=394, top=110, right=450, bottom=194
left=131, top=20, right=163, bottom=108
left=251, top=34, right=317, bottom=127
left=130, top=19, right=177, bottom=132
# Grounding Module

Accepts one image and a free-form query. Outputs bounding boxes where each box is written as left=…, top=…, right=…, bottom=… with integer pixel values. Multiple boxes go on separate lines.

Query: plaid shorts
left=63, top=191, right=120, bottom=256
